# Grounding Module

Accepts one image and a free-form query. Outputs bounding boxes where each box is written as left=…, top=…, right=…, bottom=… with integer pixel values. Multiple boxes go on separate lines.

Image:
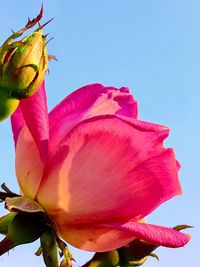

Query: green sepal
left=40, top=230, right=59, bottom=267
left=149, top=253, right=159, bottom=261
left=118, top=239, right=157, bottom=266
left=0, top=212, right=16, bottom=235
left=172, top=224, right=193, bottom=231
left=58, top=241, right=74, bottom=267
left=35, top=246, right=43, bottom=256
left=126, top=256, right=148, bottom=266
left=0, top=212, right=46, bottom=256
left=82, top=250, right=119, bottom=267
left=0, top=90, right=19, bottom=122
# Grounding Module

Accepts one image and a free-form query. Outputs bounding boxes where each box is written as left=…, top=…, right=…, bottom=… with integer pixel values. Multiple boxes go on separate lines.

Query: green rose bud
left=0, top=28, right=48, bottom=99
left=0, top=6, right=52, bottom=121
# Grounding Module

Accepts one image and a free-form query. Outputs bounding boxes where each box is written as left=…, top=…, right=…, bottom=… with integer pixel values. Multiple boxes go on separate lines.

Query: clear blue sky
left=0, top=1, right=199, bottom=266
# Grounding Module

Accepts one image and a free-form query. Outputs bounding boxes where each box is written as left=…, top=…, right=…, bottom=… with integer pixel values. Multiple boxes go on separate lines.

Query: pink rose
left=11, top=82, right=190, bottom=252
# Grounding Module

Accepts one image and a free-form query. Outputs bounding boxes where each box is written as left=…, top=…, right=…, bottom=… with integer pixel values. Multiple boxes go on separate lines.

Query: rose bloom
left=11, top=82, right=190, bottom=252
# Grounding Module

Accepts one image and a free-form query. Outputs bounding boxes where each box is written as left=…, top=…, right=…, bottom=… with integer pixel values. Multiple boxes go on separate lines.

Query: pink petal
left=36, top=115, right=181, bottom=229
left=57, top=224, right=137, bottom=252
left=56, top=220, right=190, bottom=252
left=15, top=126, right=44, bottom=198
left=11, top=82, right=49, bottom=160
left=14, top=82, right=49, bottom=198
left=101, top=221, right=191, bottom=248
left=48, top=84, right=137, bottom=153
left=11, top=105, right=25, bottom=147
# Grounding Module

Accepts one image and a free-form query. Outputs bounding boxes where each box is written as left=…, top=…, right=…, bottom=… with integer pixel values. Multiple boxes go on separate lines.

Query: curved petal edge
left=101, top=221, right=191, bottom=248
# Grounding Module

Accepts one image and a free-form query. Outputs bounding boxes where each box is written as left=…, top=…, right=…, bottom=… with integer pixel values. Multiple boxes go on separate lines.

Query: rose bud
left=0, top=6, right=50, bottom=121
left=0, top=29, right=48, bottom=99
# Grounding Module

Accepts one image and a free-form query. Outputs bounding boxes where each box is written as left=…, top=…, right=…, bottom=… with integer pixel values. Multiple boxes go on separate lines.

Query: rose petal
left=101, top=220, right=191, bottom=248
left=57, top=224, right=137, bottom=252
left=17, top=82, right=49, bottom=161
left=48, top=84, right=137, bottom=153
left=11, top=105, right=25, bottom=147
left=15, top=126, right=44, bottom=198
left=37, top=115, right=181, bottom=226
left=56, top=220, right=191, bottom=252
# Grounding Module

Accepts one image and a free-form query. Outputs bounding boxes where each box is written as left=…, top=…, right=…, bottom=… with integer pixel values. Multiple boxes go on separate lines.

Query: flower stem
left=0, top=237, right=14, bottom=256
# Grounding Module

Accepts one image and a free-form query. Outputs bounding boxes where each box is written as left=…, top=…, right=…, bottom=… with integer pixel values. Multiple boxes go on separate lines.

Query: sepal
left=173, top=224, right=193, bottom=231
left=5, top=196, right=45, bottom=213
left=82, top=250, right=119, bottom=267
left=0, top=91, right=19, bottom=122
left=118, top=239, right=157, bottom=266
left=0, top=212, right=16, bottom=235
left=40, top=230, right=59, bottom=267
left=57, top=239, right=74, bottom=267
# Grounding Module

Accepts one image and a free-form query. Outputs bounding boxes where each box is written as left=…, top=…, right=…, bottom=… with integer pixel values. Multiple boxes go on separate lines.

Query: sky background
left=0, top=1, right=199, bottom=266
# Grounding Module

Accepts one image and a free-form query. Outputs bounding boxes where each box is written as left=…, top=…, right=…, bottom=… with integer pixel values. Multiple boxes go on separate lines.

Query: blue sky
left=0, top=1, right=199, bottom=266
